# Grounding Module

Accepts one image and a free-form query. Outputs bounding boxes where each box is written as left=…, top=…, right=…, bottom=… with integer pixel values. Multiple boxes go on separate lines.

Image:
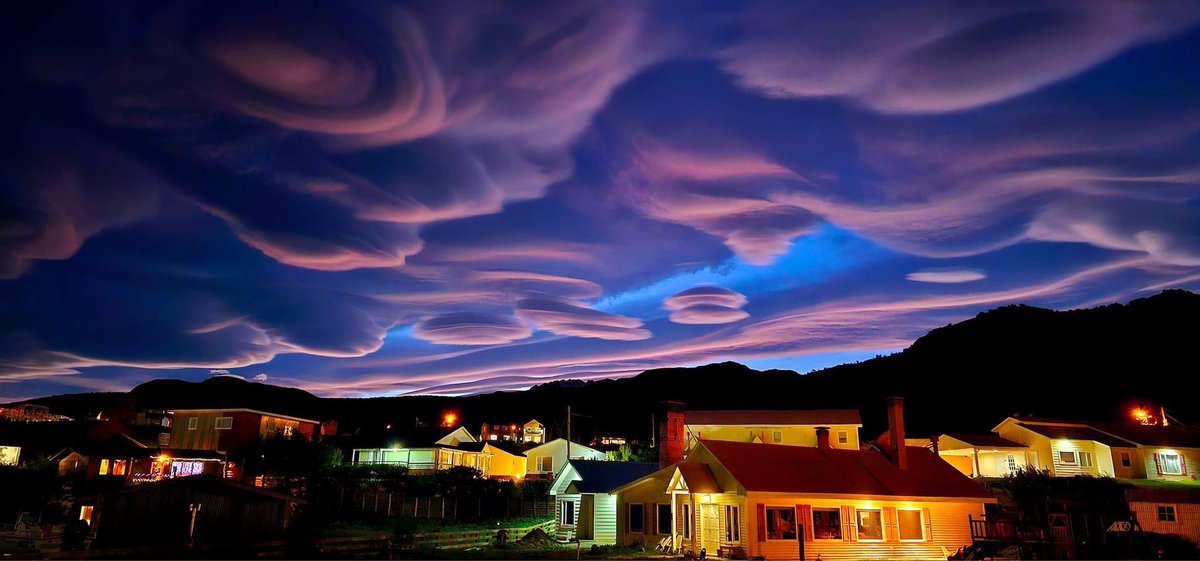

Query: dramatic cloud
left=906, top=268, right=988, bottom=284
left=412, top=312, right=533, bottom=345
left=664, top=286, right=750, bottom=324
left=515, top=297, right=651, bottom=341
left=2, top=1, right=1199, bottom=399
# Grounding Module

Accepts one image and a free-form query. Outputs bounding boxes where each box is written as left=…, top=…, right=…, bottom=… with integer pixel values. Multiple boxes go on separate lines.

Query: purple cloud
left=906, top=268, right=988, bottom=284
left=515, top=296, right=650, bottom=340
left=664, top=286, right=751, bottom=325
left=412, top=312, right=533, bottom=345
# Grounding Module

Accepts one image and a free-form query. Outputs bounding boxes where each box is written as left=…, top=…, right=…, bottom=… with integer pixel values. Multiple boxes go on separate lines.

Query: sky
left=2, top=1, right=1200, bottom=401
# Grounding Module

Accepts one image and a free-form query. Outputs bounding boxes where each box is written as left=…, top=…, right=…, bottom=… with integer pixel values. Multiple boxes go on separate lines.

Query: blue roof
left=569, top=460, right=660, bottom=493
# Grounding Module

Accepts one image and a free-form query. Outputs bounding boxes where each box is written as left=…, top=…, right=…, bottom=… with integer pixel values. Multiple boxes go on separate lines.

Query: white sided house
left=549, top=460, right=659, bottom=544
left=525, top=438, right=605, bottom=479
left=683, top=409, right=863, bottom=451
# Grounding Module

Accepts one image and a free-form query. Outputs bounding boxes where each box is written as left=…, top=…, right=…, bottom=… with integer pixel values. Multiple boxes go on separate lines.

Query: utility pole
left=566, top=405, right=572, bottom=461
left=188, top=502, right=202, bottom=547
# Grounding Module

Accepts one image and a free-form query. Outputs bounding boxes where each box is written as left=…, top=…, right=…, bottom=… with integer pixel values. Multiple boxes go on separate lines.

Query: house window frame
left=1078, top=451, right=1094, bottom=468
left=187, top=417, right=198, bottom=430
left=724, top=505, right=740, bottom=542
left=79, top=505, right=93, bottom=523
left=1157, top=505, right=1177, bottom=523
left=540, top=455, right=553, bottom=473
left=215, top=416, right=233, bottom=430
left=1006, top=454, right=1018, bottom=474
left=561, top=500, right=575, bottom=526
left=628, top=503, right=645, bottom=534
left=1158, top=453, right=1184, bottom=475
left=855, top=508, right=885, bottom=542
left=681, top=503, right=692, bottom=539
left=837, top=431, right=849, bottom=445
left=98, top=458, right=110, bottom=475
left=1120, top=451, right=1132, bottom=467
left=771, top=430, right=783, bottom=444
left=765, top=506, right=798, bottom=541
left=897, top=509, right=926, bottom=542
left=812, top=507, right=842, bottom=540
left=1058, top=450, right=1077, bottom=465
left=657, top=504, right=672, bottom=535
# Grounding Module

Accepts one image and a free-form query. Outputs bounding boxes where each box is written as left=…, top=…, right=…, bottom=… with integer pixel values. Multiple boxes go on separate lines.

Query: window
left=1006, top=454, right=1018, bottom=474
left=161, top=417, right=172, bottom=428
left=766, top=507, right=797, bottom=540
left=561, top=500, right=575, bottom=526
left=628, top=503, right=645, bottom=533
left=772, top=431, right=783, bottom=444
left=812, top=508, right=842, bottom=540
left=1079, top=451, right=1094, bottom=468
left=1157, top=505, right=1177, bottom=523
left=79, top=506, right=93, bottom=524
left=187, top=417, right=198, bottom=430
left=658, top=504, right=672, bottom=535
left=838, top=431, right=849, bottom=445
left=1058, top=451, right=1076, bottom=464
left=540, top=456, right=553, bottom=472
left=682, top=504, right=692, bottom=539
left=215, top=416, right=233, bottom=430
left=1120, top=452, right=1132, bottom=468
left=724, top=505, right=740, bottom=542
left=898, top=510, right=924, bottom=541
left=856, top=509, right=883, bottom=541
left=282, top=424, right=294, bottom=438
left=1158, top=453, right=1184, bottom=475
left=111, top=459, right=127, bottom=476
left=98, top=459, right=110, bottom=475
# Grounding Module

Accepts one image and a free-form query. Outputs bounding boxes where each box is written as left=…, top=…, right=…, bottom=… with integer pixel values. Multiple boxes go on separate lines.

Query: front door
left=701, top=504, right=721, bottom=556
left=577, top=495, right=594, bottom=540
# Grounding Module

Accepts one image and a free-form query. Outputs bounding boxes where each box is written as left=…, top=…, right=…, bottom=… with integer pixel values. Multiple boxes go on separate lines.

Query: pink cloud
left=515, top=296, right=651, bottom=340
left=412, top=312, right=533, bottom=345
left=906, top=268, right=987, bottom=284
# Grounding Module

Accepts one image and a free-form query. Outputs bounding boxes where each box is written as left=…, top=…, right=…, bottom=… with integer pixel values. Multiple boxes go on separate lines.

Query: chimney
left=659, top=401, right=686, bottom=468
left=815, top=426, right=831, bottom=449
left=930, top=434, right=940, bottom=455
left=886, top=397, right=907, bottom=470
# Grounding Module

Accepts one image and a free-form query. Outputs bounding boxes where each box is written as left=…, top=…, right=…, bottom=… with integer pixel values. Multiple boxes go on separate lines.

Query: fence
left=329, top=489, right=553, bottom=521
left=315, top=519, right=555, bottom=556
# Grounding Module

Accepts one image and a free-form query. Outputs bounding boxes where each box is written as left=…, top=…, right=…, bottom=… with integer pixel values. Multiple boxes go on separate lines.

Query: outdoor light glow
left=442, top=413, right=458, bottom=427
left=1133, top=408, right=1149, bottom=421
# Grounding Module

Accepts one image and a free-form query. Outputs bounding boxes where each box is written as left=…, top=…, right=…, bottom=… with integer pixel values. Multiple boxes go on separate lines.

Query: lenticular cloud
left=664, top=286, right=750, bottom=325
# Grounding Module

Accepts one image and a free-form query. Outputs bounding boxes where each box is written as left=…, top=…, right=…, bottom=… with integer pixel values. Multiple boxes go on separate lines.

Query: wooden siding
left=615, top=468, right=676, bottom=548
left=748, top=496, right=987, bottom=560
left=1131, top=501, right=1200, bottom=542
left=1141, top=447, right=1200, bottom=483
left=92, top=483, right=295, bottom=548
left=555, top=494, right=581, bottom=542
left=593, top=494, right=618, bottom=545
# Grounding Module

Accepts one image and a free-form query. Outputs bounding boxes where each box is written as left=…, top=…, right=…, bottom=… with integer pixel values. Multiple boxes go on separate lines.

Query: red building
left=165, top=408, right=321, bottom=454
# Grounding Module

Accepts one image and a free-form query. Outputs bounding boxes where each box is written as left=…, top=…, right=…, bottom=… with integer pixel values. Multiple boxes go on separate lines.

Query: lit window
left=1157, top=505, right=1176, bottom=522
left=187, top=417, right=198, bottom=430
left=837, top=431, right=849, bottom=445
left=98, top=459, right=110, bottom=475
left=540, top=456, right=553, bottom=472
left=772, top=431, right=783, bottom=444
left=1158, top=453, right=1184, bottom=475
left=628, top=503, right=645, bottom=533
left=282, top=425, right=294, bottom=438
left=1058, top=451, right=1077, bottom=464
left=112, top=459, right=128, bottom=476
left=215, top=417, right=233, bottom=430
left=1006, top=455, right=1018, bottom=474
left=766, top=507, right=797, bottom=540
left=813, top=508, right=841, bottom=540
left=1079, top=451, right=1094, bottom=468
left=79, top=506, right=93, bottom=524
left=898, top=510, right=924, bottom=541
left=724, top=505, right=740, bottom=542
left=658, top=504, right=672, bottom=535
left=856, top=509, right=883, bottom=541
left=1120, top=452, right=1132, bottom=468
left=682, top=504, right=692, bottom=539
left=561, top=500, right=575, bottom=526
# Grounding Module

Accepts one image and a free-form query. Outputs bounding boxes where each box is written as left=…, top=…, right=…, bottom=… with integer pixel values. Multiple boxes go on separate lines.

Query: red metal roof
left=676, top=463, right=722, bottom=493
left=685, top=409, right=861, bottom=426
left=699, top=440, right=992, bottom=499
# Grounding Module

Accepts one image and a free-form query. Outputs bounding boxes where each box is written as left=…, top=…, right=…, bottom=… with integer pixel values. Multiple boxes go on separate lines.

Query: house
left=479, top=419, right=546, bottom=444
left=483, top=443, right=528, bottom=480
left=523, top=419, right=547, bottom=444
left=549, top=460, right=659, bottom=544
left=90, top=475, right=301, bottom=548
left=936, top=434, right=1033, bottom=478
left=614, top=398, right=995, bottom=559
left=166, top=408, right=321, bottom=453
left=990, top=417, right=1200, bottom=481
left=1127, top=487, right=1200, bottom=543
left=681, top=409, right=862, bottom=450
left=351, top=426, right=527, bottom=478
left=525, top=439, right=606, bottom=479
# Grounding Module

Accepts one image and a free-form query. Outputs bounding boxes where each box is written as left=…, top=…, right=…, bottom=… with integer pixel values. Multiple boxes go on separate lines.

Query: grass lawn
left=1121, top=478, right=1200, bottom=489
left=323, top=515, right=553, bottom=538
left=394, top=544, right=674, bottom=560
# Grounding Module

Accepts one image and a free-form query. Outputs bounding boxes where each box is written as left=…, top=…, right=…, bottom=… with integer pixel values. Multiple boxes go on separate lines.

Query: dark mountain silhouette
left=16, top=290, right=1199, bottom=445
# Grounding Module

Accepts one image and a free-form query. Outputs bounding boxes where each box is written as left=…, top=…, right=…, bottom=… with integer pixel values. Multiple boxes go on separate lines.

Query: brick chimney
left=815, top=426, right=831, bottom=449
left=886, top=397, right=907, bottom=469
left=659, top=401, right=686, bottom=468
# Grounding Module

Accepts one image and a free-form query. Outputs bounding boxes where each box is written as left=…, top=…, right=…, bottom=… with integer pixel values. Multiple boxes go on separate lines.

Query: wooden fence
left=330, top=489, right=553, bottom=521
left=315, top=519, right=556, bottom=556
